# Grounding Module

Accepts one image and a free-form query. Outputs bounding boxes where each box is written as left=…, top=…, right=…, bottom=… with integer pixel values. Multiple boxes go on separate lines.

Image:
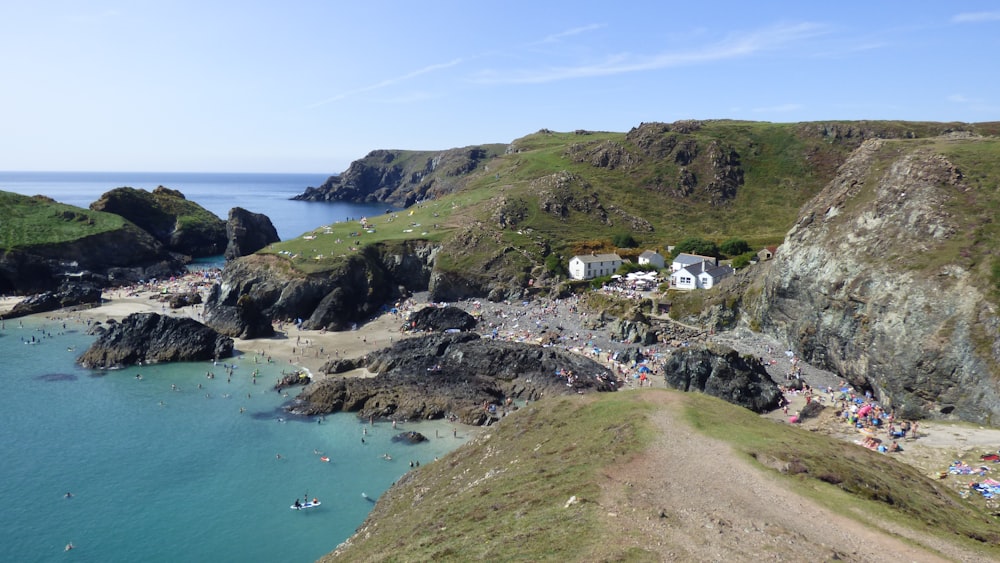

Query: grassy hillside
left=0, top=191, right=127, bottom=250
left=266, top=120, right=999, bottom=279
left=324, top=391, right=999, bottom=561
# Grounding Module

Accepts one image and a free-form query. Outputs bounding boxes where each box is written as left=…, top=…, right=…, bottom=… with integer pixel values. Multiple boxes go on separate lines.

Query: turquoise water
left=0, top=316, right=467, bottom=562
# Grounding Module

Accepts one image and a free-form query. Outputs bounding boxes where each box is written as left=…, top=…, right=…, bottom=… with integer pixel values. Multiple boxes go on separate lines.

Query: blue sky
left=1, top=1, right=998, bottom=173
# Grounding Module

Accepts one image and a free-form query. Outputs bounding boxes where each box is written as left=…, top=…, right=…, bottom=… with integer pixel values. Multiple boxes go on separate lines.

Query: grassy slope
left=324, top=391, right=999, bottom=561
left=0, top=191, right=127, bottom=250
left=267, top=120, right=999, bottom=278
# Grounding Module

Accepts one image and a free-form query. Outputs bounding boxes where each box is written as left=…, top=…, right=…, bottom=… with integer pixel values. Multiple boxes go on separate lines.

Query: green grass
left=322, top=394, right=655, bottom=562
left=0, top=191, right=127, bottom=250
left=325, top=391, right=1000, bottom=561
left=682, top=393, right=1000, bottom=553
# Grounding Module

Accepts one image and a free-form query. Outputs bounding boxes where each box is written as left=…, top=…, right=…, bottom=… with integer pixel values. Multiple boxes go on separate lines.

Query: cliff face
left=91, top=186, right=227, bottom=257
left=0, top=223, right=182, bottom=294
left=292, top=145, right=506, bottom=206
left=750, top=136, right=1000, bottom=423
left=224, top=207, right=280, bottom=260
left=203, top=241, right=438, bottom=337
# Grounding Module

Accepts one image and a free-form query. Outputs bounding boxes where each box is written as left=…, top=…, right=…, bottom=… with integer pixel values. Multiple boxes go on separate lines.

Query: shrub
left=720, top=238, right=750, bottom=257
left=672, top=237, right=719, bottom=258
left=611, top=232, right=638, bottom=248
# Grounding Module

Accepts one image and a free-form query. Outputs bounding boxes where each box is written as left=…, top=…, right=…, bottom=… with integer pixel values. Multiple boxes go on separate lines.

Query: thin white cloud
left=472, top=22, right=827, bottom=85
left=952, top=11, right=1000, bottom=23
left=540, top=23, right=605, bottom=44
left=948, top=94, right=974, bottom=103
left=752, top=103, right=803, bottom=113
left=307, top=58, right=464, bottom=108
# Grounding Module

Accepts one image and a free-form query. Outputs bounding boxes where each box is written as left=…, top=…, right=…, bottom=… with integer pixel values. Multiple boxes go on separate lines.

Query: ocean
left=0, top=173, right=463, bottom=562
left=0, top=171, right=390, bottom=242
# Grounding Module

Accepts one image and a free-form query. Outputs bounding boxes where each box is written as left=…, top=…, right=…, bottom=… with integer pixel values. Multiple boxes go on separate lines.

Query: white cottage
left=670, top=253, right=718, bottom=273
left=637, top=250, right=665, bottom=269
left=670, top=260, right=734, bottom=289
left=568, top=253, right=623, bottom=280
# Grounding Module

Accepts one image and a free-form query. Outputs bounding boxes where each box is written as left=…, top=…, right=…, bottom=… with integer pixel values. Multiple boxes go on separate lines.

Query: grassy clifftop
left=0, top=191, right=128, bottom=250
left=266, top=120, right=1000, bottom=285
left=323, top=391, right=999, bottom=561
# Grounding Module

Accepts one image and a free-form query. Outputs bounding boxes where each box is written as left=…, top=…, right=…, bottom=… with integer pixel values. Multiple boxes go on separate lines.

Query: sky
left=1, top=1, right=998, bottom=174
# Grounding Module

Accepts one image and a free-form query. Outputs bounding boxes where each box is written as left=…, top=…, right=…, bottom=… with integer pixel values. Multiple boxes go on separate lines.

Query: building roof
left=639, top=250, right=662, bottom=259
left=572, top=253, right=622, bottom=263
left=673, top=252, right=716, bottom=266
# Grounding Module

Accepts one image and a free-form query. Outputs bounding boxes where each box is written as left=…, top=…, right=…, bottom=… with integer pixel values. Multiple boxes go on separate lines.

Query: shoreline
left=7, top=277, right=1000, bottom=481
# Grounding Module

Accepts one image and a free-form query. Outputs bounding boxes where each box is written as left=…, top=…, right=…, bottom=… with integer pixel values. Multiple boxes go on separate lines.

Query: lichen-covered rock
left=750, top=137, right=1000, bottom=423
left=78, top=312, right=233, bottom=369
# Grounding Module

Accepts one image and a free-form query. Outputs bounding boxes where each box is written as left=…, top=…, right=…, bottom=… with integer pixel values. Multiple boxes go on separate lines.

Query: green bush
left=720, top=238, right=750, bottom=257
left=611, top=232, right=638, bottom=248
left=672, top=237, right=719, bottom=258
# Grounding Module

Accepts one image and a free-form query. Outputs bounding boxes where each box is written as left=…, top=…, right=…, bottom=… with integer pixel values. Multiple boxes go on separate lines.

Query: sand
left=6, top=277, right=1000, bottom=480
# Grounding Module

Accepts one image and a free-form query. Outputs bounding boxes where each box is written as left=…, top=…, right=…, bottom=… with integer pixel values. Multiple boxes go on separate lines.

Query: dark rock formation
left=204, top=242, right=436, bottom=337
left=224, top=207, right=280, bottom=260
left=292, top=333, right=618, bottom=424
left=164, top=291, right=202, bottom=309
left=405, top=306, right=477, bottom=332
left=77, top=312, right=233, bottom=369
left=392, top=431, right=428, bottom=444
left=0, top=222, right=183, bottom=295
left=90, top=186, right=227, bottom=257
left=275, top=370, right=311, bottom=390
left=292, top=145, right=505, bottom=206
left=2, top=283, right=102, bottom=319
left=661, top=345, right=783, bottom=413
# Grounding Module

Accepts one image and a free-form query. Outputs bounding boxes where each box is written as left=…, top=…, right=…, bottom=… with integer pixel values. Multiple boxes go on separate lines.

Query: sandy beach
left=5, top=275, right=1000, bottom=484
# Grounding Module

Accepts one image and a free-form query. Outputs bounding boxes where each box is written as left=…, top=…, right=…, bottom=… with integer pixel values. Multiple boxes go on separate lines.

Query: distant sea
left=0, top=171, right=390, bottom=241
left=0, top=172, right=464, bottom=562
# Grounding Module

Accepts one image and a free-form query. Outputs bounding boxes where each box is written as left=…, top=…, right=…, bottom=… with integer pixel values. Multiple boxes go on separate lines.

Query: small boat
left=320, top=456, right=330, bottom=462
left=291, top=499, right=321, bottom=510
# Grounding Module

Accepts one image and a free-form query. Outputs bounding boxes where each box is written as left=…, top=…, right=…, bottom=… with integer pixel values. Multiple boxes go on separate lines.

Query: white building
left=670, top=260, right=734, bottom=290
left=670, top=252, right=718, bottom=273
left=637, top=250, right=665, bottom=269
left=568, top=253, right=623, bottom=280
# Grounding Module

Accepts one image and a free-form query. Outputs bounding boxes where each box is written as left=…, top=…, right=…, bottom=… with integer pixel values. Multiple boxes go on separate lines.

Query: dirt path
left=598, top=390, right=992, bottom=562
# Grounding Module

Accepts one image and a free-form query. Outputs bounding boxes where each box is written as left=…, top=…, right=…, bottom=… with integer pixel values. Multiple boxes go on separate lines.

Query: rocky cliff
left=292, top=145, right=506, bottom=206
left=224, top=207, right=280, bottom=260
left=91, top=186, right=227, bottom=257
left=203, top=241, right=438, bottom=337
left=748, top=135, right=1000, bottom=424
left=78, top=312, right=234, bottom=369
left=0, top=194, right=184, bottom=295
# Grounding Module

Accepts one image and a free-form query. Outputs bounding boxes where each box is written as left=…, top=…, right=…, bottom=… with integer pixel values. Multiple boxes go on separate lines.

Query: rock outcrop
left=90, top=186, right=227, bottom=257
left=224, top=207, right=280, bottom=260
left=404, top=305, right=477, bottom=332
left=1, top=283, right=103, bottom=319
left=204, top=242, right=437, bottom=337
left=0, top=218, right=183, bottom=295
left=78, top=312, right=234, bottom=369
left=750, top=136, right=1000, bottom=423
left=292, top=145, right=506, bottom=206
left=661, top=345, right=783, bottom=413
left=292, top=333, right=618, bottom=424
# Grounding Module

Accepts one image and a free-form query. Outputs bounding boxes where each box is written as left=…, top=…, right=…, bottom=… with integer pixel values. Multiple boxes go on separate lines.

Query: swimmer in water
left=64, top=492, right=73, bottom=498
